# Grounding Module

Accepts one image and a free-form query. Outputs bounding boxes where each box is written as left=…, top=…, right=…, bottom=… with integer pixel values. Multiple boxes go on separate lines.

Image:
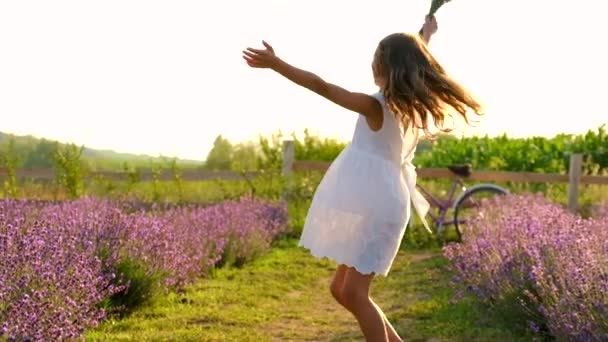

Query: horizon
left=1, top=0, right=606, bottom=161
left=3, top=124, right=605, bottom=163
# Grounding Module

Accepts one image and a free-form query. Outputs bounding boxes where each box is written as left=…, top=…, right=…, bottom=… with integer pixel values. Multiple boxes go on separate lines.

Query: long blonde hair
left=373, top=32, right=483, bottom=137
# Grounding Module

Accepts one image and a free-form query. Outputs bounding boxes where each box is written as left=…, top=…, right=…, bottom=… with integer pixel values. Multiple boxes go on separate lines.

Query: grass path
left=86, top=239, right=528, bottom=341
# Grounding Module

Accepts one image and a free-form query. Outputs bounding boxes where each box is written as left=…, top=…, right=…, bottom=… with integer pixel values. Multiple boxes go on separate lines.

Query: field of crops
left=0, top=198, right=287, bottom=340
left=445, top=194, right=608, bottom=340
left=1, top=129, right=607, bottom=341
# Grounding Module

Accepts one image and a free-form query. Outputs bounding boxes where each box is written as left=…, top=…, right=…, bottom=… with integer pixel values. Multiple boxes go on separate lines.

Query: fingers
left=242, top=55, right=263, bottom=68
left=242, top=40, right=274, bottom=68
left=242, top=50, right=259, bottom=59
left=242, top=51, right=268, bottom=68
left=244, top=40, right=274, bottom=55
left=246, top=47, right=268, bottom=55
left=262, top=40, right=274, bottom=53
left=423, top=14, right=438, bottom=31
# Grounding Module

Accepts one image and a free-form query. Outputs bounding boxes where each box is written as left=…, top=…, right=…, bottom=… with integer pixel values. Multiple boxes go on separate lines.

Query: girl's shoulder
left=370, top=91, right=387, bottom=113
left=370, top=90, right=385, bottom=102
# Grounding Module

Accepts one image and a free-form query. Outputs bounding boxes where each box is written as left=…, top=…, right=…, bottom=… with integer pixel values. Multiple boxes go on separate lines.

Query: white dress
left=298, top=91, right=431, bottom=277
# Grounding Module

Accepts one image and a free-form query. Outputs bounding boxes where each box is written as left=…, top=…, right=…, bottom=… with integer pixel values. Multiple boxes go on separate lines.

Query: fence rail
left=1, top=140, right=607, bottom=212
left=281, top=140, right=607, bottom=213
left=291, top=161, right=608, bottom=185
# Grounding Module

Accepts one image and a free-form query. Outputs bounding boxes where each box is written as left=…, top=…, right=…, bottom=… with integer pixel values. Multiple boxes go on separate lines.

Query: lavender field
left=0, top=197, right=288, bottom=341
left=444, top=195, right=608, bottom=340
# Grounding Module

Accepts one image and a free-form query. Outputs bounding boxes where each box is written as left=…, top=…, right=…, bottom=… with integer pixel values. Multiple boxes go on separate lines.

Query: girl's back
left=350, top=91, right=419, bottom=169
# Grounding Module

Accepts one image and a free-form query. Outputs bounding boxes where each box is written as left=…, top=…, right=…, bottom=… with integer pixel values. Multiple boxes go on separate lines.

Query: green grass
left=6, top=170, right=607, bottom=214
left=86, top=238, right=532, bottom=342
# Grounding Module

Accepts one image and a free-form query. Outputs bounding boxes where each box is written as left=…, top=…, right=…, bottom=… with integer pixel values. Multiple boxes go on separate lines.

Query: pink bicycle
left=416, top=164, right=509, bottom=241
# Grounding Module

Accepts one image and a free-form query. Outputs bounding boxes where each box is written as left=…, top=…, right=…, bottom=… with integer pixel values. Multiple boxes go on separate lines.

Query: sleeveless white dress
left=298, top=91, right=431, bottom=276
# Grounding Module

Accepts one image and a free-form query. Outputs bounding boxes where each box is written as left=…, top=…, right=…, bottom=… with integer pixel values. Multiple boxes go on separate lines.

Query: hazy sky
left=1, top=0, right=606, bottom=160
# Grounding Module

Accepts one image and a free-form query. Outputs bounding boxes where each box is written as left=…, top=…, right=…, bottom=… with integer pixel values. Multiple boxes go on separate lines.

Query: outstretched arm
left=419, top=15, right=438, bottom=44
left=242, top=41, right=382, bottom=121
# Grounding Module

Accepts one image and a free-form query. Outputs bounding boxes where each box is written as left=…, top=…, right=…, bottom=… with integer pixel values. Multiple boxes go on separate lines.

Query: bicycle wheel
left=453, top=185, right=508, bottom=242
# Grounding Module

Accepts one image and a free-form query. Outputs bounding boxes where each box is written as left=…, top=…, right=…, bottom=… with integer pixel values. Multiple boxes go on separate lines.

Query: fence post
left=281, top=140, right=295, bottom=201
left=282, top=140, right=295, bottom=177
left=568, top=153, right=583, bottom=213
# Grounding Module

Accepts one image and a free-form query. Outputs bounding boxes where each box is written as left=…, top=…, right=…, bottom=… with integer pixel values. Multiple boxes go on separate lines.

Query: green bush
left=0, top=137, right=21, bottom=198
left=101, top=255, right=164, bottom=317
left=53, top=143, right=87, bottom=199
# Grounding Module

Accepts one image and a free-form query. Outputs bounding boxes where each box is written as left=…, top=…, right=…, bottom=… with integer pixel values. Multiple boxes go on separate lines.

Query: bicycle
left=415, top=164, right=509, bottom=242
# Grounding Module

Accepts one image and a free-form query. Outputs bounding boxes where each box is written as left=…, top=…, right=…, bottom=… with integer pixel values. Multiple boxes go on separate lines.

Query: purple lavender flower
left=444, top=193, right=608, bottom=340
left=0, top=196, right=288, bottom=341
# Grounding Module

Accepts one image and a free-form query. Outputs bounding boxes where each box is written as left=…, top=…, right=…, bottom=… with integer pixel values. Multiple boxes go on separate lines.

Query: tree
left=24, top=139, right=59, bottom=169
left=232, top=142, right=258, bottom=171
left=0, top=137, right=22, bottom=197
left=53, top=143, right=87, bottom=199
left=204, top=135, right=234, bottom=170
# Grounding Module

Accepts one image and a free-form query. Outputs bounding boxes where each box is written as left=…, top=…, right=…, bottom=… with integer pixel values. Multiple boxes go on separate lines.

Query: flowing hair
left=373, top=32, right=483, bottom=137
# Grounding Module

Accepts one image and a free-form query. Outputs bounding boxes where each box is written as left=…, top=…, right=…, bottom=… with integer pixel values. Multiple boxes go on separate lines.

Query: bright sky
left=1, top=0, right=606, bottom=160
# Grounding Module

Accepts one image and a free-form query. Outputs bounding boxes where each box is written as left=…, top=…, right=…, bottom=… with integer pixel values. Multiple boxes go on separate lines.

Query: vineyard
left=1, top=127, right=607, bottom=341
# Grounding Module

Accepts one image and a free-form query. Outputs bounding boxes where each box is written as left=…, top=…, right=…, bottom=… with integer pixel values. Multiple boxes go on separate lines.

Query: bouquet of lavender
left=418, top=0, right=452, bottom=35
left=427, top=0, right=452, bottom=16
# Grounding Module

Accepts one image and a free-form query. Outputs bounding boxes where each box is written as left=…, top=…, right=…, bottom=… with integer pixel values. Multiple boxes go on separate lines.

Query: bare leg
left=330, top=265, right=402, bottom=342
left=330, top=264, right=350, bottom=307
left=341, top=267, right=387, bottom=342
left=371, top=299, right=402, bottom=342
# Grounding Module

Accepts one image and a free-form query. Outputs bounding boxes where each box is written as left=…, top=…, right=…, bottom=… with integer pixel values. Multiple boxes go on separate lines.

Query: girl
left=243, top=16, right=482, bottom=342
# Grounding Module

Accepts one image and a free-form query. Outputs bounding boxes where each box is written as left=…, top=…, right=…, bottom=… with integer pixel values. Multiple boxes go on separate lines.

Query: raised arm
left=242, top=41, right=382, bottom=122
left=419, top=15, right=438, bottom=44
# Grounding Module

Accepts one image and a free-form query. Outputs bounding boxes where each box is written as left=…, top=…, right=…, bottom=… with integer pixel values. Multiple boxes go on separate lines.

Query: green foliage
left=4, top=125, right=607, bottom=205
left=415, top=125, right=607, bottom=174
left=0, top=131, right=200, bottom=171
left=204, top=135, right=233, bottom=170
left=257, top=132, right=285, bottom=170
left=101, top=255, right=163, bottom=317
left=53, top=143, right=87, bottom=199
left=23, top=139, right=58, bottom=169
left=168, top=158, right=184, bottom=203
left=574, top=124, right=607, bottom=174
left=123, top=162, right=141, bottom=197
left=293, top=129, right=346, bottom=161
left=150, top=160, right=164, bottom=203
left=216, top=231, right=268, bottom=269
left=0, top=137, right=21, bottom=198
left=231, top=142, right=258, bottom=171
left=257, top=130, right=348, bottom=171
left=253, top=126, right=606, bottom=175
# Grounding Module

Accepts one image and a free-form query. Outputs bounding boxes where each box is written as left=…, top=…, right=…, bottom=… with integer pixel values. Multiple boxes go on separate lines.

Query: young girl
left=243, top=16, right=482, bottom=342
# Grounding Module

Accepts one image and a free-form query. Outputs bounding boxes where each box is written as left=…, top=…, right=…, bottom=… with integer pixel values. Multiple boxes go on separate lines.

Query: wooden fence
left=279, top=141, right=608, bottom=213
left=1, top=140, right=607, bottom=212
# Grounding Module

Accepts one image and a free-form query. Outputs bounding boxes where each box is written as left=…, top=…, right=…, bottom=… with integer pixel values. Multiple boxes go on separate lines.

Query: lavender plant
left=0, top=196, right=288, bottom=341
left=0, top=199, right=123, bottom=340
left=444, top=194, right=608, bottom=340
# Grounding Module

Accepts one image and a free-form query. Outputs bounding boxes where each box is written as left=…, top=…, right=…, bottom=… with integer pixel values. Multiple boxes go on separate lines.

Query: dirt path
left=89, top=243, right=519, bottom=341
left=262, top=248, right=439, bottom=342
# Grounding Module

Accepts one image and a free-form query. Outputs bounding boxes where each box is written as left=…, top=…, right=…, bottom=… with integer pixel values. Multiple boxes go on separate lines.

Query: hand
left=421, top=15, right=438, bottom=40
left=242, top=41, right=280, bottom=69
